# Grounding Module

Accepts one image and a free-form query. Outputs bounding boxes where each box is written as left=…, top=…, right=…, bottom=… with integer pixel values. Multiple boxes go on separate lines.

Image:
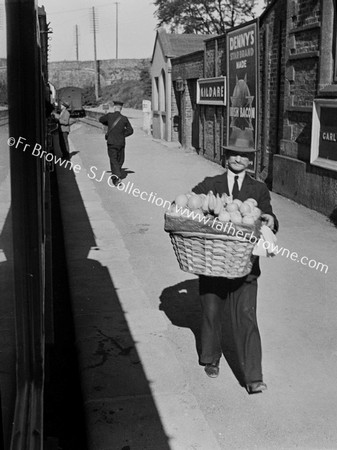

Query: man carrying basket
left=192, top=148, right=278, bottom=394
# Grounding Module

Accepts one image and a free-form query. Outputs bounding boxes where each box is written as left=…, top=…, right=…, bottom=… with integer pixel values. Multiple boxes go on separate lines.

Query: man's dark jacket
left=99, top=111, right=133, bottom=147
left=192, top=171, right=278, bottom=232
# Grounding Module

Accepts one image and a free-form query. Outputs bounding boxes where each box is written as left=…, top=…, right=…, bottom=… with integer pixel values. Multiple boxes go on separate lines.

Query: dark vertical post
left=6, top=0, right=45, bottom=447
left=75, top=24, right=79, bottom=61
left=115, top=2, right=119, bottom=60
left=214, top=40, right=218, bottom=159
left=275, top=19, right=283, bottom=156
left=92, top=7, right=99, bottom=100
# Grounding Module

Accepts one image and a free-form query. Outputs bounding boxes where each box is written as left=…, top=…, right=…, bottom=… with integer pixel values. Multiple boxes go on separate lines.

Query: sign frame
left=197, top=76, right=226, bottom=106
left=225, top=20, right=259, bottom=173
left=310, top=98, right=337, bottom=172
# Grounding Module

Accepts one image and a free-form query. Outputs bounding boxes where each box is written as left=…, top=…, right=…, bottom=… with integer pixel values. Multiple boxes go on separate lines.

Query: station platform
left=53, top=108, right=337, bottom=450
left=1, top=107, right=336, bottom=449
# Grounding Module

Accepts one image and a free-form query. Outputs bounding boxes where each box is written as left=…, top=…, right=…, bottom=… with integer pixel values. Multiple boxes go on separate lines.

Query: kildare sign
left=197, top=77, right=226, bottom=106
left=226, top=21, right=258, bottom=155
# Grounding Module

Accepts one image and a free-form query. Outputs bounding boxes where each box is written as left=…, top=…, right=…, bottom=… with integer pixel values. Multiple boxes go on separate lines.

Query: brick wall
left=273, top=0, right=337, bottom=219
left=257, top=1, right=287, bottom=184
left=167, top=0, right=337, bottom=218
left=172, top=52, right=204, bottom=149
left=204, top=39, right=216, bottom=77
left=281, top=3, right=321, bottom=160
left=172, top=52, right=203, bottom=80
left=201, top=37, right=226, bottom=164
left=184, top=80, right=194, bottom=149
left=171, top=84, right=179, bottom=143
left=216, top=36, right=227, bottom=76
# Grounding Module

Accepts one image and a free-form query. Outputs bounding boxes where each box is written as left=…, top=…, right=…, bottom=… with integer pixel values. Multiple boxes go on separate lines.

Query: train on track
left=57, top=86, right=86, bottom=118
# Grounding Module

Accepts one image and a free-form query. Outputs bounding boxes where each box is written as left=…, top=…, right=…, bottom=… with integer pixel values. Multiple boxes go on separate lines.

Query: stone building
left=152, top=0, right=337, bottom=219
left=151, top=28, right=210, bottom=141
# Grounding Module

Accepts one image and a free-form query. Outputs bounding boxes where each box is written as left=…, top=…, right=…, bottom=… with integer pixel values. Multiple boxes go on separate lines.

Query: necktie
left=232, top=175, right=239, bottom=199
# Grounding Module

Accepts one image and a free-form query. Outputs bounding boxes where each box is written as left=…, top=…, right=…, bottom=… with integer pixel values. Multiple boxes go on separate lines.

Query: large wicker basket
left=165, top=213, right=260, bottom=278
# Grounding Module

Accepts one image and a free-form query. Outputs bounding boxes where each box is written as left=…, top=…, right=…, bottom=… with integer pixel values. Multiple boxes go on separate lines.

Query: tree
left=139, top=67, right=152, bottom=99
left=154, top=0, right=258, bottom=34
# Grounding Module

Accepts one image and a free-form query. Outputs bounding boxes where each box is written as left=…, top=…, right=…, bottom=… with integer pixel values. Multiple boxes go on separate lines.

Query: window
left=153, top=76, right=159, bottom=111
left=159, top=69, right=166, bottom=111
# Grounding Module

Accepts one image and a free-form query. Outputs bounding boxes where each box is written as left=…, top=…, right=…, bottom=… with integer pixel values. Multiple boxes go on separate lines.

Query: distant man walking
left=99, top=100, right=134, bottom=186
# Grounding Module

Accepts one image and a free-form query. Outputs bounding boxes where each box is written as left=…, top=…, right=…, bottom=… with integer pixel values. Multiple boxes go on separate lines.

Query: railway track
left=0, top=111, right=8, bottom=127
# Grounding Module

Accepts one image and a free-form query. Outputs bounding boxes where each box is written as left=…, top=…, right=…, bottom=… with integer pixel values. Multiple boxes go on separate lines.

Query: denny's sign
left=226, top=21, right=258, bottom=153
left=197, top=77, right=226, bottom=105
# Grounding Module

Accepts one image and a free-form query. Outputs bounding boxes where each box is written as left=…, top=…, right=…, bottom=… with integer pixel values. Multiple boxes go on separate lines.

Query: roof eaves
left=172, top=49, right=204, bottom=62
left=259, top=0, right=279, bottom=20
left=202, top=34, right=222, bottom=42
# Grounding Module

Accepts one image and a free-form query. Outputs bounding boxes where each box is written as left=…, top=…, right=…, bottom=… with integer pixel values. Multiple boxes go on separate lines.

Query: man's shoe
left=113, top=177, right=122, bottom=187
left=204, top=362, right=220, bottom=378
left=246, top=381, right=267, bottom=394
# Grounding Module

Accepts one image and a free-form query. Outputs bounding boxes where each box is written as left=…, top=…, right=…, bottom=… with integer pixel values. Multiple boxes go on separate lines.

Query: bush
left=98, top=80, right=147, bottom=109
left=0, top=80, right=7, bottom=105
left=82, top=85, right=99, bottom=107
left=80, top=67, right=152, bottom=110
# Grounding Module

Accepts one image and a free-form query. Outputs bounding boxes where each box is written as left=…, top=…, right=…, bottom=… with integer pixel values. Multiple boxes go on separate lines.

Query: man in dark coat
left=99, top=101, right=134, bottom=186
left=192, top=148, right=278, bottom=394
left=53, top=101, right=71, bottom=160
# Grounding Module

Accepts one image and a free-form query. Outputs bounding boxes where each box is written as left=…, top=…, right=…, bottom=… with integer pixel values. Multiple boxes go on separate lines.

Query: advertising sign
left=226, top=21, right=258, bottom=154
left=142, top=100, right=152, bottom=112
left=310, top=99, right=337, bottom=171
left=318, top=107, right=337, bottom=161
left=197, top=77, right=226, bottom=105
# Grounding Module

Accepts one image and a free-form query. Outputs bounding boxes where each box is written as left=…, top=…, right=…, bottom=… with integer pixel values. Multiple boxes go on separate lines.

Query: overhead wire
left=47, top=3, right=114, bottom=15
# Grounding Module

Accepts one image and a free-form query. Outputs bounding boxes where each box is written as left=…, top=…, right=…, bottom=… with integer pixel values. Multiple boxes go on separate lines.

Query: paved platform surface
left=55, top=109, right=337, bottom=450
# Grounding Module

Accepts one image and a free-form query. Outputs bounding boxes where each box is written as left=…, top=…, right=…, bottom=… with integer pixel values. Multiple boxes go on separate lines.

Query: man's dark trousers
left=107, top=144, right=125, bottom=178
left=58, top=129, right=70, bottom=158
left=199, top=274, right=262, bottom=385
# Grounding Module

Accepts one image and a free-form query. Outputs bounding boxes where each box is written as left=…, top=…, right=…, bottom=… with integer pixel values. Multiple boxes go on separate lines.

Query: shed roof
left=152, top=28, right=215, bottom=61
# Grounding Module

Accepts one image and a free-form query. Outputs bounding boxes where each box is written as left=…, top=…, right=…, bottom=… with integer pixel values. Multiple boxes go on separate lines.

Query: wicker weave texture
left=170, top=231, right=255, bottom=278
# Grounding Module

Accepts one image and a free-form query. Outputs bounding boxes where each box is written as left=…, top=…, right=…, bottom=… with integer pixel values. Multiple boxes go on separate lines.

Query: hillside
left=48, top=58, right=151, bottom=109
left=0, top=58, right=152, bottom=109
left=48, top=58, right=150, bottom=90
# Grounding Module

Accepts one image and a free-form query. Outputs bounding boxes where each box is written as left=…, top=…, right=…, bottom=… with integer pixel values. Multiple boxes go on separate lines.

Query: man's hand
left=261, top=213, right=275, bottom=230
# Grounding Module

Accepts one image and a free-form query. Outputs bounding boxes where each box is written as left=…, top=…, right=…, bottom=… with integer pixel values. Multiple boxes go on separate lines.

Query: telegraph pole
left=91, top=6, right=99, bottom=100
left=75, top=25, right=79, bottom=61
left=115, top=2, right=119, bottom=59
left=0, top=5, right=4, bottom=31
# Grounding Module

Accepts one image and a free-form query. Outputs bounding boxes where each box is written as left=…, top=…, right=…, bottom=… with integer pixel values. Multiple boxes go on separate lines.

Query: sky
left=0, top=0, right=266, bottom=61
left=39, top=0, right=159, bottom=61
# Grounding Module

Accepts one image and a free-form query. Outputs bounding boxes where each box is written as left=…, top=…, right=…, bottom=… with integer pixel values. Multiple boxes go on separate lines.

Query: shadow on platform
left=0, top=206, right=16, bottom=449
left=159, top=278, right=246, bottom=387
left=55, top=158, right=171, bottom=449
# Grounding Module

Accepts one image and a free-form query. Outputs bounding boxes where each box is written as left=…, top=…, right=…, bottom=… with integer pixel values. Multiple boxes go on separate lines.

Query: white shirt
left=227, top=169, right=246, bottom=196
